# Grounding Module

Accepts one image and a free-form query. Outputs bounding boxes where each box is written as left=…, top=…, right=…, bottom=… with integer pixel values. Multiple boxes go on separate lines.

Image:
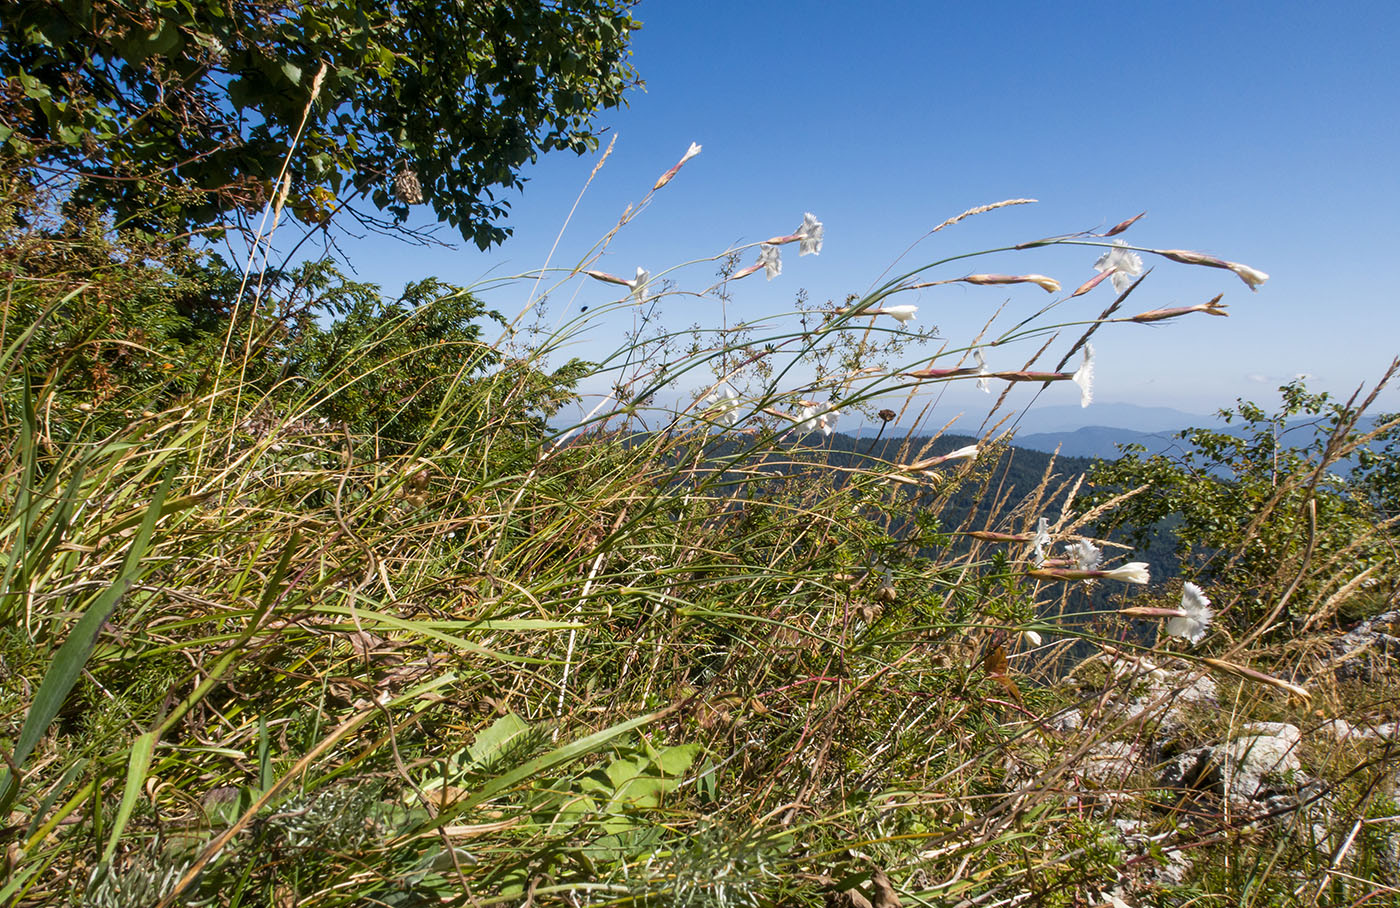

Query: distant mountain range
left=854, top=403, right=1211, bottom=460
left=1006, top=407, right=1388, bottom=464
left=1002, top=403, right=1208, bottom=436
left=1012, top=425, right=1187, bottom=460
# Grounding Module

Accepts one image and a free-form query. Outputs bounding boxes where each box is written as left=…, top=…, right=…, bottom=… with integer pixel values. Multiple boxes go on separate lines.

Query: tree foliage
left=1083, top=380, right=1400, bottom=631
left=0, top=0, right=640, bottom=247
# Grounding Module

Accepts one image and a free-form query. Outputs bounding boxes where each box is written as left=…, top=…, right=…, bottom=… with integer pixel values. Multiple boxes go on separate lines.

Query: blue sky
left=333, top=1, right=1400, bottom=423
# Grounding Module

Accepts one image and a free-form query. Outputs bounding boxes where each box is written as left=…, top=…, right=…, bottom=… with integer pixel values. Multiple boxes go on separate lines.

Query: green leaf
left=467, top=713, right=531, bottom=769
left=653, top=743, right=699, bottom=777
left=609, top=776, right=668, bottom=809
left=429, top=709, right=669, bottom=831
left=101, top=731, right=156, bottom=864
left=604, top=757, right=640, bottom=789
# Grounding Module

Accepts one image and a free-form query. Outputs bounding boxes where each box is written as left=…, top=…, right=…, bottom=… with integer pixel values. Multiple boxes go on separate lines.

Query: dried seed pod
left=393, top=168, right=425, bottom=205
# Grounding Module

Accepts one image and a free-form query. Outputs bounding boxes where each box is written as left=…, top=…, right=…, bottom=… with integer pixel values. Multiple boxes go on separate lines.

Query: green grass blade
left=0, top=469, right=175, bottom=813
left=100, top=730, right=155, bottom=864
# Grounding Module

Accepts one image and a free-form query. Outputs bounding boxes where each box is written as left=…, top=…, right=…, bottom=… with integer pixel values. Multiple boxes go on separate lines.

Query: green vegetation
left=1, top=0, right=638, bottom=247
left=3, top=10, right=1400, bottom=907
left=1086, top=379, right=1400, bottom=631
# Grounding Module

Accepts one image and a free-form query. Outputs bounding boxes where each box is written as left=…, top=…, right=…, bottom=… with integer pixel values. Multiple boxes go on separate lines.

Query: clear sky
left=331, top=0, right=1400, bottom=423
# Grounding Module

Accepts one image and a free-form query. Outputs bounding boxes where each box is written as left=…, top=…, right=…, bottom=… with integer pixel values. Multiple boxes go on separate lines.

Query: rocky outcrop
left=1158, top=722, right=1318, bottom=815
left=1322, top=609, right=1400, bottom=680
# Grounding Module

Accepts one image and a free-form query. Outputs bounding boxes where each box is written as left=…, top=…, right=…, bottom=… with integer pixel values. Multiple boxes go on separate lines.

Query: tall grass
left=2, top=159, right=1398, bottom=908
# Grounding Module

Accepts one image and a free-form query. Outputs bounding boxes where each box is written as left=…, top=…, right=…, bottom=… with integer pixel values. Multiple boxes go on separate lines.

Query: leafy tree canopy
left=1082, top=379, right=1400, bottom=632
left=0, top=0, right=640, bottom=248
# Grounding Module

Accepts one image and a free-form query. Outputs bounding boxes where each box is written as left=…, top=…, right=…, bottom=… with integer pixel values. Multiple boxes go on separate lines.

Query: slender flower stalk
left=1202, top=657, right=1311, bottom=702
left=967, top=530, right=1030, bottom=543
left=1155, top=248, right=1269, bottom=290
left=1102, top=212, right=1146, bottom=236
left=1070, top=270, right=1114, bottom=297
left=960, top=273, right=1062, bottom=293
left=905, top=366, right=980, bottom=380
left=977, top=347, right=1092, bottom=407
left=584, top=269, right=635, bottom=287
left=904, top=445, right=978, bottom=474
left=652, top=141, right=702, bottom=190
left=843, top=304, right=918, bottom=324
left=1029, top=560, right=1150, bottom=585
left=1126, top=294, right=1228, bottom=323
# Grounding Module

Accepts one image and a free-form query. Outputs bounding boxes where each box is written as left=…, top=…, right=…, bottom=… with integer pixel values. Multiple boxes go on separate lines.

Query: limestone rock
left=1159, top=723, right=1306, bottom=813
left=1326, top=609, right=1400, bottom=680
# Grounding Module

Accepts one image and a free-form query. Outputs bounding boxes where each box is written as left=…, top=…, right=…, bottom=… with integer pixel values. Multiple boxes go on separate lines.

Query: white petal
left=1033, top=517, right=1051, bottom=566
left=1067, top=540, right=1102, bottom=572
left=1103, top=562, right=1151, bottom=584
left=1072, top=344, right=1095, bottom=408
left=1168, top=582, right=1214, bottom=643
left=798, top=212, right=824, bottom=256
left=758, top=243, right=782, bottom=280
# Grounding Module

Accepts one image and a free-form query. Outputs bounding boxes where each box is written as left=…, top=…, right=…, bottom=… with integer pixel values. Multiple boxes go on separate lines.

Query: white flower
left=758, top=243, right=782, bottom=280
left=944, top=444, right=978, bottom=462
left=1072, top=344, right=1094, bottom=408
left=880, top=305, right=918, bottom=324
left=1023, top=630, right=1043, bottom=647
left=1094, top=240, right=1144, bottom=294
left=652, top=142, right=702, bottom=190
left=704, top=384, right=742, bottom=428
left=628, top=267, right=651, bottom=300
left=975, top=349, right=991, bottom=393
left=1032, top=517, right=1051, bottom=566
left=794, top=403, right=839, bottom=436
left=797, top=212, right=824, bottom=256
left=1066, top=539, right=1102, bottom=572
left=1227, top=261, right=1269, bottom=290
left=1102, top=562, right=1151, bottom=585
left=1167, top=582, right=1213, bottom=644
